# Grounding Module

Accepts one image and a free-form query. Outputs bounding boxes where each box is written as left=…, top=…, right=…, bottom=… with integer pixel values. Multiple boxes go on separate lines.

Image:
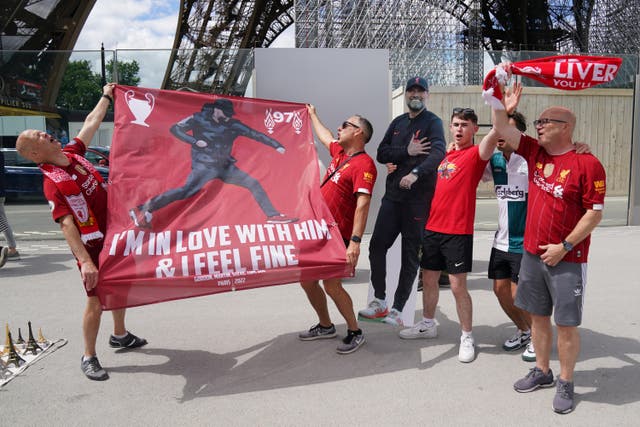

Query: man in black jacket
left=358, top=77, right=446, bottom=326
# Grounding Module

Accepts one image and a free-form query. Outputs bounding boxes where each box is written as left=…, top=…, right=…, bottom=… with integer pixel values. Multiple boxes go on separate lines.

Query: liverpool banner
left=96, top=85, right=350, bottom=310
left=482, top=55, right=623, bottom=109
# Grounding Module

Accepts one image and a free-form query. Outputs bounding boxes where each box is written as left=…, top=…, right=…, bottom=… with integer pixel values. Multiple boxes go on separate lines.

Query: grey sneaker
left=399, top=319, right=437, bottom=339
left=553, top=378, right=575, bottom=414
left=81, top=356, right=109, bottom=381
left=382, top=308, right=404, bottom=327
left=503, top=330, right=531, bottom=351
left=358, top=298, right=388, bottom=319
left=336, top=329, right=365, bottom=354
left=298, top=323, right=337, bottom=341
left=514, top=367, right=555, bottom=393
left=522, top=342, right=536, bottom=362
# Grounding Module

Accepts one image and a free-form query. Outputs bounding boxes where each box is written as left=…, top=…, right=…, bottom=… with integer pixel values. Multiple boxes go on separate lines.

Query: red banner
left=482, top=55, right=622, bottom=109
left=96, top=85, right=350, bottom=310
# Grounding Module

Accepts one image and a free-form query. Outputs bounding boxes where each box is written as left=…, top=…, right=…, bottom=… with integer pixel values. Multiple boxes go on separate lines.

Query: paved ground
left=1, top=226, right=639, bottom=426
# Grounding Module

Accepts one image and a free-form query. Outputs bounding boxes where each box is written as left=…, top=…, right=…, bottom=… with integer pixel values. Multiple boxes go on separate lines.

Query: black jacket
left=376, top=109, right=446, bottom=203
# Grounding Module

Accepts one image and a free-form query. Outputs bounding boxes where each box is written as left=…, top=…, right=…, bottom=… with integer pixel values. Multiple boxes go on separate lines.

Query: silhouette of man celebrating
left=130, top=99, right=297, bottom=227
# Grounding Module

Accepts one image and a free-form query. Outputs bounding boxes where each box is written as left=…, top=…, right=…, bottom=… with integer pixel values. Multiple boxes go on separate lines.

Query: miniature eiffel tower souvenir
left=37, top=328, right=49, bottom=346
left=16, top=328, right=25, bottom=345
left=2, top=324, right=12, bottom=355
left=23, top=322, right=43, bottom=356
left=5, top=332, right=26, bottom=368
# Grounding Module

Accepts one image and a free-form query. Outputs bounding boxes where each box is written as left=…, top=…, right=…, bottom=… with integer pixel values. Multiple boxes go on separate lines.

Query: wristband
left=102, top=94, right=113, bottom=103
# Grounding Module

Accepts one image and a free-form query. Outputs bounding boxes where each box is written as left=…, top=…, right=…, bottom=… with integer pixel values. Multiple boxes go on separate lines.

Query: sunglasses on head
left=452, top=107, right=475, bottom=115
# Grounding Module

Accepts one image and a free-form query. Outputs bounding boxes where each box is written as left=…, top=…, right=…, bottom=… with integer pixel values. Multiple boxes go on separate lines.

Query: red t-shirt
left=517, top=134, right=606, bottom=262
left=321, top=142, right=377, bottom=240
left=426, top=145, right=488, bottom=235
left=43, top=137, right=108, bottom=262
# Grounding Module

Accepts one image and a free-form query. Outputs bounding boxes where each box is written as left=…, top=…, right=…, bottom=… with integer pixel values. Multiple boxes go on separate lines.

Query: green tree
left=57, top=59, right=141, bottom=110
left=56, top=60, right=102, bottom=110
left=106, top=59, right=141, bottom=86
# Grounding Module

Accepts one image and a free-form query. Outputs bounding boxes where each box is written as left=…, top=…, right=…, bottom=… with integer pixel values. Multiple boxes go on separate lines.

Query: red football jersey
left=426, top=145, right=488, bottom=235
left=321, top=142, right=377, bottom=240
left=43, top=137, right=108, bottom=241
left=517, top=134, right=606, bottom=262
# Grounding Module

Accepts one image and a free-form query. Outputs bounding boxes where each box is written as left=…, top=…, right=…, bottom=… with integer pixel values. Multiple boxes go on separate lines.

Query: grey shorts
left=515, top=251, right=587, bottom=326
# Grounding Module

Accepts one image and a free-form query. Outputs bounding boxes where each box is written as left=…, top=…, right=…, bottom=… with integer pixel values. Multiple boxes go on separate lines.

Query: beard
left=407, top=98, right=424, bottom=111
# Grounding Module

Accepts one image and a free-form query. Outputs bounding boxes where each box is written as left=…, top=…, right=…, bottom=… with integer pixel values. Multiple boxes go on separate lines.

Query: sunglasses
left=533, top=118, right=567, bottom=127
left=341, top=120, right=360, bottom=129
left=452, top=107, right=475, bottom=115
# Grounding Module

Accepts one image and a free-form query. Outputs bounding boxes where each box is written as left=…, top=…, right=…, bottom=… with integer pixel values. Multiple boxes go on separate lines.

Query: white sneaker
left=382, top=308, right=403, bottom=327
left=399, top=319, right=437, bottom=339
left=358, top=298, right=388, bottom=319
left=458, top=335, right=475, bottom=363
left=522, top=342, right=536, bottom=362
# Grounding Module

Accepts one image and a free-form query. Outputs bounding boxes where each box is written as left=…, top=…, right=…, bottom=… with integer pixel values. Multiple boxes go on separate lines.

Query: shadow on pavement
left=0, top=253, right=73, bottom=277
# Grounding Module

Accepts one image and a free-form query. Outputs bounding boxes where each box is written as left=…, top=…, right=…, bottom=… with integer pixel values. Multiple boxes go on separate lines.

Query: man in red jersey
left=16, top=83, right=147, bottom=381
left=297, top=104, right=377, bottom=354
left=398, top=107, right=500, bottom=364
left=491, top=66, right=606, bottom=415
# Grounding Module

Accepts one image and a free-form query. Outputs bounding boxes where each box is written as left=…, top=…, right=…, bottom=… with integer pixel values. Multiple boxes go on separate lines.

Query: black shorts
left=488, top=247, right=522, bottom=283
left=420, top=230, right=473, bottom=274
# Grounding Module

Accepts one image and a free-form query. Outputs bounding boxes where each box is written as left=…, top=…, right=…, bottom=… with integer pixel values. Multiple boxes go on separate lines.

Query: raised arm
left=306, top=104, right=334, bottom=150
left=491, top=79, right=524, bottom=152
left=76, top=83, right=115, bottom=144
left=478, top=127, right=501, bottom=160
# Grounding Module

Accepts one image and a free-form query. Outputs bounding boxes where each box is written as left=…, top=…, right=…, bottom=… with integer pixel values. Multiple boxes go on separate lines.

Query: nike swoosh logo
left=455, top=262, right=464, bottom=267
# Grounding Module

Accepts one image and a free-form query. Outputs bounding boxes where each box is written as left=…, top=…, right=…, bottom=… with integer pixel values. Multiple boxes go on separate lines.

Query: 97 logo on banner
left=264, top=109, right=303, bottom=135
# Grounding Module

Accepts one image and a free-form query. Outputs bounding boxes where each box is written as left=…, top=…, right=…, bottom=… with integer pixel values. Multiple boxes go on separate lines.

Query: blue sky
left=74, top=0, right=294, bottom=87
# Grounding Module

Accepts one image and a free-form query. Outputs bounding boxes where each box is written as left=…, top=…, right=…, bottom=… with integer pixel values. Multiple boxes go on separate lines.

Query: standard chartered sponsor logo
left=495, top=185, right=526, bottom=201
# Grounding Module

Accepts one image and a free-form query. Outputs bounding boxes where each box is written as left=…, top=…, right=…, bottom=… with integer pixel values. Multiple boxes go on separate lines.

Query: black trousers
left=368, top=198, right=429, bottom=311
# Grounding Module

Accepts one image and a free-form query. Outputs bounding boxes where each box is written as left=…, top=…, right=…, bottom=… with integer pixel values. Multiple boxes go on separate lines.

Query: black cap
left=202, top=98, right=235, bottom=116
left=406, top=76, right=428, bottom=92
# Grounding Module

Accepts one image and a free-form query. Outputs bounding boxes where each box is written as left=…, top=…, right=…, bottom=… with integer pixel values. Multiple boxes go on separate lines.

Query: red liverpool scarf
left=40, top=154, right=106, bottom=244
left=483, top=55, right=623, bottom=110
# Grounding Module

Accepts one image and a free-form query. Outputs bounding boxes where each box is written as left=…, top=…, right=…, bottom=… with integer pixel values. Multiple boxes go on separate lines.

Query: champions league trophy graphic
left=125, top=90, right=155, bottom=127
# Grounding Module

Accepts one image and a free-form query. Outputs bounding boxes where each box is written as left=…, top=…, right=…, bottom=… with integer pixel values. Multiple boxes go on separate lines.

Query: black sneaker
left=81, top=356, right=109, bottom=381
left=336, top=329, right=365, bottom=354
left=298, top=323, right=337, bottom=341
left=109, top=332, right=148, bottom=349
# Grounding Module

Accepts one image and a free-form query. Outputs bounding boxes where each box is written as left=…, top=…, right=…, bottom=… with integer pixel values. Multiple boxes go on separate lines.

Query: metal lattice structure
left=296, top=0, right=484, bottom=87
left=0, top=0, right=96, bottom=111
left=162, top=0, right=295, bottom=95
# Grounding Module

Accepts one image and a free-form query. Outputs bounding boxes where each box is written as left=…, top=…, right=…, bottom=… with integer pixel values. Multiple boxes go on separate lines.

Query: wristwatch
left=350, top=235, right=362, bottom=243
left=561, top=240, right=574, bottom=252
left=411, top=167, right=419, bottom=176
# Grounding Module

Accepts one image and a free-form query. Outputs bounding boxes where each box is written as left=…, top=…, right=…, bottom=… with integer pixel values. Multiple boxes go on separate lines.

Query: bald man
left=16, top=83, right=147, bottom=381
left=491, top=76, right=606, bottom=414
